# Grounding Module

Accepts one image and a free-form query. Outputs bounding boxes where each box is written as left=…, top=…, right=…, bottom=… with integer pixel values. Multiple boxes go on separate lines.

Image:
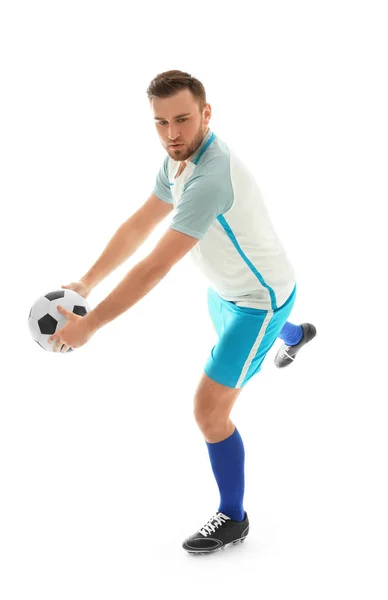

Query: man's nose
left=168, top=126, right=180, bottom=140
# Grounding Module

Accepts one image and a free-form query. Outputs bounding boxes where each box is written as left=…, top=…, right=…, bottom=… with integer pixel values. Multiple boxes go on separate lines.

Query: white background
left=1, top=1, right=387, bottom=598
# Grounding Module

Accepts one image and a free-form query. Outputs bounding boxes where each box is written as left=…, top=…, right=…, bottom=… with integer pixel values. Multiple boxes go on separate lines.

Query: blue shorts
left=204, top=284, right=297, bottom=388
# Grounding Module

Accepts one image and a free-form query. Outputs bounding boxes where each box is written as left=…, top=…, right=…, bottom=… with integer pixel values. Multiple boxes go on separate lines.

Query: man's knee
left=194, top=410, right=230, bottom=440
left=194, top=405, right=227, bottom=433
left=193, top=373, right=243, bottom=434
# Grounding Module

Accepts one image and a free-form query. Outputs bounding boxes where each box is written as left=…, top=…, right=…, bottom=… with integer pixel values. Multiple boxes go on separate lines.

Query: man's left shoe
left=274, top=322, right=317, bottom=368
left=182, top=511, right=249, bottom=555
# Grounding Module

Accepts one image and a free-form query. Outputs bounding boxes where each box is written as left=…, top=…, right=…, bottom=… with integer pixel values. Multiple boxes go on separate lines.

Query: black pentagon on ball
left=38, top=313, right=58, bottom=335
left=45, top=290, right=65, bottom=301
left=73, top=305, right=87, bottom=317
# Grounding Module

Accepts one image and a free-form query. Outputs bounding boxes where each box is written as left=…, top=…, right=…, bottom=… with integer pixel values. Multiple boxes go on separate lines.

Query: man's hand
left=48, top=305, right=97, bottom=352
left=62, top=280, right=92, bottom=298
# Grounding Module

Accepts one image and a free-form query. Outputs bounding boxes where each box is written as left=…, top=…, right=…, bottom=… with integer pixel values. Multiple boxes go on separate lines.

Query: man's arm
left=80, top=194, right=173, bottom=291
left=85, top=227, right=200, bottom=331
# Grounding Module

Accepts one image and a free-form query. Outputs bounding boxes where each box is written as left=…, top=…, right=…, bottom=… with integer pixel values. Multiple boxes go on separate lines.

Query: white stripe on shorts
left=236, top=310, right=273, bottom=388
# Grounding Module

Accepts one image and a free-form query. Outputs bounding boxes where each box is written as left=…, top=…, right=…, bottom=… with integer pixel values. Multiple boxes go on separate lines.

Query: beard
left=166, top=120, right=208, bottom=161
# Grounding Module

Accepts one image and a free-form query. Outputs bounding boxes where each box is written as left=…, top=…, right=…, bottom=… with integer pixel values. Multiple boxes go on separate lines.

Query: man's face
left=151, top=88, right=211, bottom=162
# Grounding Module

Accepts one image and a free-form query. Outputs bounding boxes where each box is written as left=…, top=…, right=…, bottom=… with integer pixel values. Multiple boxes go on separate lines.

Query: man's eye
left=158, top=118, right=187, bottom=125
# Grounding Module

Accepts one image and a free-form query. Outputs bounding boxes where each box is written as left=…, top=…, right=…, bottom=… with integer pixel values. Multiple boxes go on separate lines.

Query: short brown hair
left=146, top=70, right=207, bottom=112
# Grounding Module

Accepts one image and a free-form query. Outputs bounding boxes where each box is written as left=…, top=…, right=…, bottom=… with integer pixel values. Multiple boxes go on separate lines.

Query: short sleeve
left=169, top=174, right=232, bottom=240
left=152, top=156, right=173, bottom=204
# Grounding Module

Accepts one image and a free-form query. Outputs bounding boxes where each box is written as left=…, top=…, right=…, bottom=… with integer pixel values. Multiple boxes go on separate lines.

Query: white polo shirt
left=152, top=128, right=296, bottom=310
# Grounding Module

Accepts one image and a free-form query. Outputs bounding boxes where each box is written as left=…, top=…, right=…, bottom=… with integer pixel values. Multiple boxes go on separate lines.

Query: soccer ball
left=28, top=288, right=91, bottom=352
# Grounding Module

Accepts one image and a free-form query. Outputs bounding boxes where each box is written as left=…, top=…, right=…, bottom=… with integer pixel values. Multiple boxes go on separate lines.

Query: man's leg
left=193, top=372, right=245, bottom=520
left=182, top=372, right=249, bottom=554
left=193, top=372, right=243, bottom=443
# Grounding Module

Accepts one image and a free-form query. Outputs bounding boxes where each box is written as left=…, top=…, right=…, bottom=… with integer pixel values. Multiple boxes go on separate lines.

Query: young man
left=48, top=69, right=316, bottom=555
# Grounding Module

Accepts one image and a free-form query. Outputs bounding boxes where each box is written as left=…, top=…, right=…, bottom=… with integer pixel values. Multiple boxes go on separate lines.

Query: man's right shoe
left=274, top=322, right=317, bottom=368
left=182, top=511, right=249, bottom=555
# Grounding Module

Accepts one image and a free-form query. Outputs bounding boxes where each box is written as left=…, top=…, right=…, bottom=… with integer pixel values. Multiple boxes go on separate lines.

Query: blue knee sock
left=206, top=426, right=245, bottom=522
left=278, top=321, right=303, bottom=346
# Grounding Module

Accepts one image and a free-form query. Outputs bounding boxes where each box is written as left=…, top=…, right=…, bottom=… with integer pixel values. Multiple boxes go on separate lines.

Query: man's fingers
left=48, top=334, right=63, bottom=351
left=48, top=306, right=75, bottom=350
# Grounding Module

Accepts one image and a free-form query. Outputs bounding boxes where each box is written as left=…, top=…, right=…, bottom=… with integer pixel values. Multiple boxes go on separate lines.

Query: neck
left=184, top=127, right=210, bottom=164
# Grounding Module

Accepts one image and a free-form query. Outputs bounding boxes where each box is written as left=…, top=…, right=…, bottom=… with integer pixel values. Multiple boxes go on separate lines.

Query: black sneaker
left=274, top=322, right=317, bottom=368
left=182, top=511, right=249, bottom=555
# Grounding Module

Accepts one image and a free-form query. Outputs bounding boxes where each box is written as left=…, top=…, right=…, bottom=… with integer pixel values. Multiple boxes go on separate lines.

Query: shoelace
left=279, top=347, right=295, bottom=361
left=199, top=513, right=230, bottom=537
